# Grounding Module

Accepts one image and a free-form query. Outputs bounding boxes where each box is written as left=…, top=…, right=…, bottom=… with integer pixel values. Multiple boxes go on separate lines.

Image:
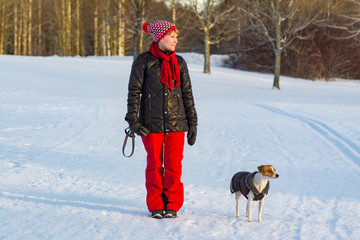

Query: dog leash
left=122, top=127, right=135, bottom=157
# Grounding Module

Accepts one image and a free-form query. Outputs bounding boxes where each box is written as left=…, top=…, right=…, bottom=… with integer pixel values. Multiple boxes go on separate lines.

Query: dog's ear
left=257, top=165, right=264, bottom=172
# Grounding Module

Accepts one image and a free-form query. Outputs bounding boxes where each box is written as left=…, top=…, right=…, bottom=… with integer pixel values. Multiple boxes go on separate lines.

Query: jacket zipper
left=163, top=85, right=168, bottom=133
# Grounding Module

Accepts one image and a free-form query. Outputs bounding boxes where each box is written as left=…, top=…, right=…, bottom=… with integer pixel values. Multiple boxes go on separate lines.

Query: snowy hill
left=1, top=54, right=360, bottom=240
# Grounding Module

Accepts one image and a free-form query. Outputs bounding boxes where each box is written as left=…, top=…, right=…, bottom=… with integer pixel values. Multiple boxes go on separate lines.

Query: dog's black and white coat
left=230, top=171, right=269, bottom=201
left=230, top=165, right=279, bottom=222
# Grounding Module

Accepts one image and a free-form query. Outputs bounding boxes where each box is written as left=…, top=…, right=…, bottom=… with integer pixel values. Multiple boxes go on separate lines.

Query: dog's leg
left=246, top=200, right=249, bottom=217
left=247, top=193, right=254, bottom=222
left=258, top=197, right=265, bottom=222
left=235, top=191, right=241, bottom=218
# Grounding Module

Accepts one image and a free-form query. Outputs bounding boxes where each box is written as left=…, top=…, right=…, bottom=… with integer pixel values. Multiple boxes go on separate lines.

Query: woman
left=125, top=20, right=197, bottom=219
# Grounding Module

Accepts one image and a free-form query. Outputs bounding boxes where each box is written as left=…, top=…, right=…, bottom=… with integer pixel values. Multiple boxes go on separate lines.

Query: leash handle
left=122, top=127, right=135, bottom=158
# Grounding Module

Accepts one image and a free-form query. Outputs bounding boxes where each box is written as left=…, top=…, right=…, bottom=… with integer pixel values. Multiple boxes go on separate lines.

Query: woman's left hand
left=187, top=125, right=197, bottom=146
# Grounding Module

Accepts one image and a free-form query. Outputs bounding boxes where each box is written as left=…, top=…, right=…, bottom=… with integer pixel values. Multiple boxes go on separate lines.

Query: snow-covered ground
left=1, top=54, right=359, bottom=240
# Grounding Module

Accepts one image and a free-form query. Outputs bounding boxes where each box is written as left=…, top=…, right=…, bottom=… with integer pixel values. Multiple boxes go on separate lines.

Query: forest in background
left=0, top=0, right=359, bottom=81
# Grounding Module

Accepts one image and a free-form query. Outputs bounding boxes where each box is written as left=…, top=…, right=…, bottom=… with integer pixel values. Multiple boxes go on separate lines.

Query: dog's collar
left=245, top=171, right=269, bottom=196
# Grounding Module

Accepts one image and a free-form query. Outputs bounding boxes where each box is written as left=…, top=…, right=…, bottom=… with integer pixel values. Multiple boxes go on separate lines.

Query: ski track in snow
left=257, top=104, right=360, bottom=168
left=1, top=55, right=360, bottom=239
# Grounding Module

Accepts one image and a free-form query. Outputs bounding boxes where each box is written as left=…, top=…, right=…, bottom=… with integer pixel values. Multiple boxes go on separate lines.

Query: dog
left=230, top=165, right=279, bottom=222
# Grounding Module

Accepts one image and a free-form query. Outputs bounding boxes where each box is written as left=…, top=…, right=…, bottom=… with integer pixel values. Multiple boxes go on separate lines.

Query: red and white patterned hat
left=142, top=20, right=177, bottom=43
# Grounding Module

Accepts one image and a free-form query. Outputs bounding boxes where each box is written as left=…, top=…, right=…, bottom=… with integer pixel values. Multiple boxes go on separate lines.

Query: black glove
left=187, top=125, right=197, bottom=146
left=130, top=123, right=150, bottom=136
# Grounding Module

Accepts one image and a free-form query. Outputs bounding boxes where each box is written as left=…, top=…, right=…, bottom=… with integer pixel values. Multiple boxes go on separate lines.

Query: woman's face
left=158, top=30, right=178, bottom=52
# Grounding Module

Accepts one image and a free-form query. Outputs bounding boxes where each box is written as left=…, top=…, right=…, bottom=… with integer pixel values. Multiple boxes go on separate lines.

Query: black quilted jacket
left=125, top=51, right=197, bottom=133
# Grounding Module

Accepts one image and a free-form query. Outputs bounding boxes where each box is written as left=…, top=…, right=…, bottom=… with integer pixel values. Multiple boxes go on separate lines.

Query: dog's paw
left=248, top=218, right=252, bottom=222
left=258, top=218, right=262, bottom=222
left=236, top=215, right=240, bottom=218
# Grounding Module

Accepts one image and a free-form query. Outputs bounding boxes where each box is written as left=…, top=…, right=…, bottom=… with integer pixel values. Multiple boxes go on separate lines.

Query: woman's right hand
left=130, top=123, right=150, bottom=136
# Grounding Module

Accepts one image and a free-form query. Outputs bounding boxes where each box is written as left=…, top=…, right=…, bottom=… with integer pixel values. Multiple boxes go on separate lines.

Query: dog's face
left=258, top=165, right=279, bottom=179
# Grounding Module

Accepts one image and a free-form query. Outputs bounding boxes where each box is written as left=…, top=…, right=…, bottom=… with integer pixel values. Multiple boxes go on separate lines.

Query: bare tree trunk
left=37, top=0, right=42, bottom=55
left=14, top=3, right=18, bottom=55
left=0, top=3, right=5, bottom=55
left=94, top=0, right=98, bottom=56
left=138, top=5, right=145, bottom=54
left=19, top=2, right=24, bottom=55
left=76, top=0, right=80, bottom=55
left=273, top=49, right=281, bottom=90
left=118, top=0, right=125, bottom=56
left=139, top=30, right=144, bottom=54
left=133, top=33, right=138, bottom=58
left=272, top=0, right=281, bottom=90
left=21, top=0, right=28, bottom=55
left=66, top=0, right=71, bottom=55
left=204, top=28, right=211, bottom=73
left=107, top=18, right=111, bottom=56
left=172, top=0, right=176, bottom=25
left=53, top=0, right=63, bottom=55
left=28, top=0, right=32, bottom=56
left=102, top=13, right=105, bottom=55
left=19, top=1, right=26, bottom=55
left=104, top=0, right=109, bottom=56
left=110, top=24, right=114, bottom=56
left=60, top=0, right=65, bottom=55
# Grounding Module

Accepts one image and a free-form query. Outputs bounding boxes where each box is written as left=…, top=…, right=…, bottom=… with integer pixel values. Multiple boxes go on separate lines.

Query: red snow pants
left=141, top=132, right=185, bottom=213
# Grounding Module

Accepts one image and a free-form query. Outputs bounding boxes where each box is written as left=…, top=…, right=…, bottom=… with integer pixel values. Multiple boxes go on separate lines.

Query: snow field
left=1, top=54, right=360, bottom=239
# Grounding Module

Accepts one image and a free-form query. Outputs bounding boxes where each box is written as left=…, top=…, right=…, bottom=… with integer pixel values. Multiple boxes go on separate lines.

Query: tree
left=94, top=0, right=99, bottom=55
left=187, top=0, right=238, bottom=73
left=0, top=0, right=6, bottom=54
left=75, top=0, right=81, bottom=55
left=314, top=0, right=360, bottom=80
left=13, top=1, right=19, bottom=55
left=117, top=0, right=126, bottom=56
left=103, top=0, right=109, bottom=56
left=172, top=0, right=177, bottom=24
left=234, top=0, right=322, bottom=89
left=320, top=0, right=360, bottom=40
left=28, top=0, right=33, bottom=55
left=63, top=0, right=72, bottom=55
left=116, top=0, right=147, bottom=58
left=37, top=0, right=42, bottom=55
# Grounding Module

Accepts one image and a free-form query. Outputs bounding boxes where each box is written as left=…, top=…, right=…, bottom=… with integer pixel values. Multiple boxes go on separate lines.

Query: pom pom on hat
left=142, top=20, right=177, bottom=43
left=142, top=23, right=150, bottom=33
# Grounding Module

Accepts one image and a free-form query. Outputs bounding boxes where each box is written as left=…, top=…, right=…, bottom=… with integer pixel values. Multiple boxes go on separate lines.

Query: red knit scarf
left=149, top=42, right=180, bottom=91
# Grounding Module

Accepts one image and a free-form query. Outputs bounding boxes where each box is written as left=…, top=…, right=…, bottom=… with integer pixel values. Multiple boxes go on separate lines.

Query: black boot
left=164, top=209, right=177, bottom=218
left=151, top=209, right=163, bottom=219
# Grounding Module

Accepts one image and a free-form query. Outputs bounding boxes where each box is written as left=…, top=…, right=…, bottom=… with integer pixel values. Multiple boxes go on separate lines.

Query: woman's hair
left=169, top=29, right=179, bottom=35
